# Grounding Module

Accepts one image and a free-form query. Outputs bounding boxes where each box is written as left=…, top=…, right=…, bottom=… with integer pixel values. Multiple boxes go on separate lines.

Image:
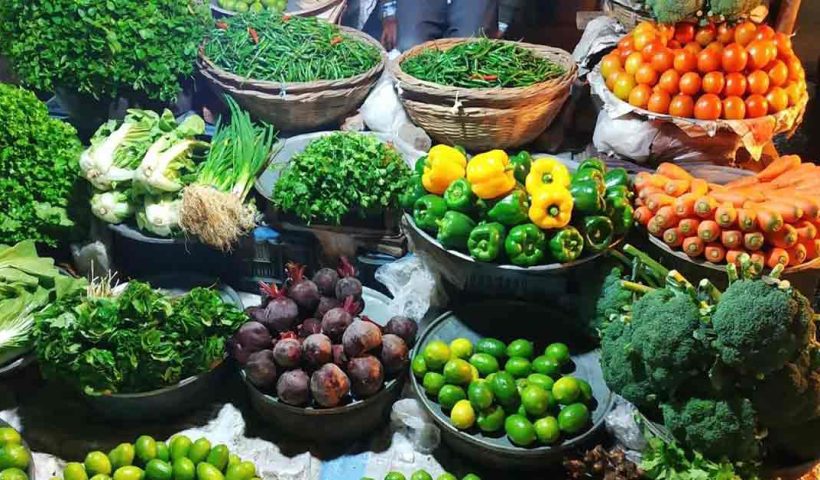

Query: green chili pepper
left=569, top=180, right=605, bottom=215
left=468, top=222, right=506, bottom=262
left=400, top=175, right=427, bottom=211
left=604, top=168, right=629, bottom=190
left=509, top=151, right=532, bottom=184
left=607, top=196, right=635, bottom=235
left=577, top=158, right=606, bottom=174
left=504, top=224, right=547, bottom=267
left=413, top=194, right=447, bottom=233
left=414, top=155, right=428, bottom=175
left=436, top=211, right=477, bottom=250
left=443, top=178, right=476, bottom=213
left=549, top=226, right=584, bottom=263
left=581, top=216, right=614, bottom=253
left=487, top=190, right=529, bottom=226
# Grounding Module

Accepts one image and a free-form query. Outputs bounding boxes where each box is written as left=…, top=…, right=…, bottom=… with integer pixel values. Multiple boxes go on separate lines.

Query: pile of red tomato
left=600, top=21, right=807, bottom=120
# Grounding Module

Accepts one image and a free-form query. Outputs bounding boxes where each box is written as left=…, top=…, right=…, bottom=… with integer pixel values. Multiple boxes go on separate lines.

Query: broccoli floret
left=708, top=0, right=763, bottom=20
left=661, top=397, right=760, bottom=461
left=646, top=0, right=704, bottom=23
left=750, top=349, right=820, bottom=428
left=768, top=417, right=820, bottom=461
left=593, top=267, right=632, bottom=331
left=600, top=319, right=658, bottom=409
left=712, top=280, right=815, bottom=375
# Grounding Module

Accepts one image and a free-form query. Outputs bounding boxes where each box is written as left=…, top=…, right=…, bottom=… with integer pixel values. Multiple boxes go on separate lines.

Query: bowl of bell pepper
left=401, top=145, right=632, bottom=269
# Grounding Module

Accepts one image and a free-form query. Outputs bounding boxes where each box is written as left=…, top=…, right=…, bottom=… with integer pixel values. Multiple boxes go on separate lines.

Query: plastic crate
left=235, top=226, right=319, bottom=292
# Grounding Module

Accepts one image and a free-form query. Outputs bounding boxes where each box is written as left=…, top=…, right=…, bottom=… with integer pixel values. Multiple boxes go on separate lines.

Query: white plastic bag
left=390, top=398, right=441, bottom=454
left=375, top=254, right=447, bottom=321
left=593, top=111, right=657, bottom=163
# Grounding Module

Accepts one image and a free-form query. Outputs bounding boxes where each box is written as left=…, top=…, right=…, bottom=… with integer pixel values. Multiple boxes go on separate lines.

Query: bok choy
left=90, top=189, right=134, bottom=224
left=136, top=194, right=182, bottom=238
left=133, top=114, right=208, bottom=194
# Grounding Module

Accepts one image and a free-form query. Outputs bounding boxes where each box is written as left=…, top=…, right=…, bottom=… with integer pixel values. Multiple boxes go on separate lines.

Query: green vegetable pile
left=400, top=38, right=565, bottom=89
left=597, top=246, right=820, bottom=464
left=0, top=84, right=85, bottom=247
left=645, top=0, right=763, bottom=23
left=639, top=437, right=753, bottom=480
left=205, top=12, right=382, bottom=83
left=0, top=0, right=209, bottom=102
left=0, top=425, right=31, bottom=480
left=33, top=280, right=246, bottom=395
left=272, top=133, right=412, bottom=225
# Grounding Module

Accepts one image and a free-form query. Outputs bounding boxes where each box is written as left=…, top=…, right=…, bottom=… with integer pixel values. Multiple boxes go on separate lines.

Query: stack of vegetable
left=364, top=471, right=481, bottom=480
left=403, top=146, right=632, bottom=266
left=0, top=241, right=86, bottom=367
left=216, top=0, right=287, bottom=14
left=33, top=279, right=246, bottom=395
left=596, top=245, right=820, bottom=464
left=644, top=0, right=765, bottom=24
left=0, top=425, right=31, bottom=480
left=634, top=159, right=819, bottom=269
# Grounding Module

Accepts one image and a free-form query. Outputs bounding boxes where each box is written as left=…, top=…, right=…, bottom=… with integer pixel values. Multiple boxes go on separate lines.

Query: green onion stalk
left=179, top=97, right=277, bottom=251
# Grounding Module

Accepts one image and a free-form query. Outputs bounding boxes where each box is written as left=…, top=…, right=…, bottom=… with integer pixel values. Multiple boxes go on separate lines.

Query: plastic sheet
left=375, top=254, right=448, bottom=320
left=389, top=398, right=441, bottom=454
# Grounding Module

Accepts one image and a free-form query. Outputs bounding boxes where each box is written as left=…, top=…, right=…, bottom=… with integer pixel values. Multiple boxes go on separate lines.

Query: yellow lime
left=450, top=400, right=476, bottom=430
left=135, top=436, right=157, bottom=465
left=205, top=445, right=229, bottom=472
left=64, top=462, right=89, bottom=480
left=195, top=463, right=224, bottom=480
left=552, top=376, right=581, bottom=405
left=108, top=443, right=135, bottom=470
left=171, top=458, right=195, bottom=480
left=155, top=443, right=169, bottom=463
left=422, top=372, right=446, bottom=396
left=422, top=341, right=451, bottom=371
left=84, top=452, right=112, bottom=477
left=534, top=416, right=560, bottom=444
left=0, top=428, right=21, bottom=448
left=89, top=475, right=111, bottom=480
left=168, top=436, right=192, bottom=462
left=448, top=338, right=473, bottom=359
left=112, top=466, right=143, bottom=480
left=0, top=444, right=30, bottom=470
left=544, top=343, right=571, bottom=366
left=0, top=468, right=27, bottom=480
left=187, top=438, right=211, bottom=464
left=411, top=356, right=427, bottom=378
left=224, top=461, right=255, bottom=480
left=443, top=359, right=473, bottom=386
left=226, top=455, right=240, bottom=470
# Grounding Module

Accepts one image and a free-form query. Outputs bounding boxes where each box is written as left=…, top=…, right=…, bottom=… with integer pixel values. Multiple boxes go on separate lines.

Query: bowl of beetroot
left=230, top=258, right=417, bottom=441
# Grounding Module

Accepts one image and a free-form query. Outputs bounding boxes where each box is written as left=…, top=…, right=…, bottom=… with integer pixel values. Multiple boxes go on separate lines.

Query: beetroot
left=347, top=355, right=384, bottom=398
left=245, top=350, right=277, bottom=389
left=272, top=338, right=302, bottom=369
left=231, top=321, right=273, bottom=364
left=310, top=364, right=350, bottom=408
left=277, top=369, right=310, bottom=406
left=286, top=263, right=320, bottom=315
left=335, top=256, right=362, bottom=301
left=297, top=318, right=322, bottom=338
left=313, top=267, right=339, bottom=297
left=380, top=334, right=409, bottom=374
left=321, top=296, right=358, bottom=342
left=383, top=316, right=418, bottom=347
left=302, top=333, right=332, bottom=367
left=314, top=296, right=341, bottom=320
left=342, top=319, right=383, bottom=357
left=258, top=281, right=299, bottom=333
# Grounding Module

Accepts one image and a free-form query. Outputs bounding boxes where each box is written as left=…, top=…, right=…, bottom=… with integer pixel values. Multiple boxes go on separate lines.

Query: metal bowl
left=410, top=301, right=615, bottom=470
left=0, top=418, right=35, bottom=480
left=0, top=352, right=35, bottom=379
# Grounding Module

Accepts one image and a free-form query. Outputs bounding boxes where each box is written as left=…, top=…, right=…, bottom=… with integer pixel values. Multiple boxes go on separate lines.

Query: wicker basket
left=211, top=0, right=347, bottom=24
left=603, top=0, right=653, bottom=30
left=198, top=26, right=385, bottom=132
left=390, top=38, right=578, bottom=152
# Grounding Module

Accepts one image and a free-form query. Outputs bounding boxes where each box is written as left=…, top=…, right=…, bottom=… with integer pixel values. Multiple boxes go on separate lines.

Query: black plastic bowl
left=0, top=419, right=35, bottom=480
left=410, top=301, right=615, bottom=470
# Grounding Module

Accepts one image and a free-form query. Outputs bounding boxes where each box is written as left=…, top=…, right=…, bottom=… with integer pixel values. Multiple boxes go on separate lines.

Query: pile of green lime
left=362, top=470, right=480, bottom=480
left=216, top=0, right=287, bottom=14
left=57, top=435, right=259, bottom=480
left=0, top=426, right=31, bottom=480
left=412, top=337, right=595, bottom=447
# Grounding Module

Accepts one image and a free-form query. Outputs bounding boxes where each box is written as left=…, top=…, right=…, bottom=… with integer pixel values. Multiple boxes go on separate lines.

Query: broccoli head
left=646, top=0, right=704, bottom=24
left=712, top=279, right=815, bottom=375
left=593, top=267, right=632, bottom=331
left=708, top=0, right=763, bottom=20
left=750, top=349, right=820, bottom=428
left=661, top=397, right=760, bottom=461
left=600, top=318, right=659, bottom=409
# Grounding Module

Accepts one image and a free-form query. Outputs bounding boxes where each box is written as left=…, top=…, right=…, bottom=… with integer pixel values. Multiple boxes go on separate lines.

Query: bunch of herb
left=0, top=0, right=209, bottom=102
left=33, top=280, right=246, bottom=395
left=640, top=437, right=759, bottom=480
left=0, top=84, right=86, bottom=247
left=204, top=11, right=381, bottom=83
left=272, top=132, right=412, bottom=224
left=401, top=37, right=565, bottom=88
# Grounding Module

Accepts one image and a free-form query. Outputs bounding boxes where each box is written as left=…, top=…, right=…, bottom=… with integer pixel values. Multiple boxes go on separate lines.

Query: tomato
left=684, top=42, right=702, bottom=56
left=624, top=51, right=644, bottom=75
left=618, top=35, right=635, bottom=52
left=724, top=72, right=747, bottom=96
left=697, top=49, right=721, bottom=73
left=766, top=87, right=789, bottom=113
left=619, top=47, right=635, bottom=62
left=694, top=94, right=722, bottom=120
left=651, top=49, right=674, bottom=72
left=702, top=71, right=725, bottom=94
left=745, top=94, right=769, bottom=118
left=673, top=49, right=697, bottom=73
left=606, top=69, right=625, bottom=90
left=635, top=64, right=659, bottom=85
left=705, top=41, right=724, bottom=54
left=767, top=60, right=788, bottom=87
left=787, top=57, right=805, bottom=82
left=747, top=40, right=775, bottom=70
left=747, top=70, right=770, bottom=95
left=657, top=24, right=676, bottom=45
left=647, top=91, right=672, bottom=114
left=722, top=96, right=746, bottom=119
left=675, top=23, right=696, bottom=44
left=755, top=25, right=776, bottom=41
left=634, top=21, right=657, bottom=35
left=774, top=32, right=793, bottom=58
left=658, top=69, right=681, bottom=94
left=785, top=82, right=804, bottom=106
left=628, top=84, right=652, bottom=108
left=734, top=21, right=757, bottom=46
left=679, top=72, right=702, bottom=96
left=601, top=53, right=623, bottom=80
left=642, top=40, right=666, bottom=61
left=634, top=29, right=657, bottom=51
left=717, top=23, right=735, bottom=44
left=613, top=74, right=637, bottom=101
left=668, top=39, right=682, bottom=50
left=721, top=43, right=748, bottom=73
left=695, top=24, right=717, bottom=47
left=669, top=94, right=695, bottom=117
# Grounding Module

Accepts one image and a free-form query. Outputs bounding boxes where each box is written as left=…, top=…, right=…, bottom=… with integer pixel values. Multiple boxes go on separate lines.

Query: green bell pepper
left=504, top=224, right=547, bottom=267
left=510, top=151, right=532, bottom=184
left=468, top=222, right=506, bottom=262
left=607, top=196, right=635, bottom=235
left=604, top=168, right=629, bottom=190
left=569, top=180, right=605, bottom=215
left=413, top=194, right=447, bottom=233
left=414, top=155, right=428, bottom=175
left=400, top=175, right=427, bottom=211
left=577, top=158, right=606, bottom=173
left=573, top=168, right=606, bottom=196
left=443, top=178, right=476, bottom=213
left=488, top=190, right=529, bottom=226
left=581, top=216, right=614, bottom=253
left=549, top=226, right=584, bottom=263
left=474, top=198, right=490, bottom=220
left=436, top=211, right=476, bottom=250
left=605, top=185, right=631, bottom=203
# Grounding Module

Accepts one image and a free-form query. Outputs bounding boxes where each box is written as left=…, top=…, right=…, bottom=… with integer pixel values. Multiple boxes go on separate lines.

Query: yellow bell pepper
left=529, top=184, right=573, bottom=229
left=422, top=145, right=467, bottom=195
left=525, top=157, right=571, bottom=194
left=466, top=149, right=516, bottom=200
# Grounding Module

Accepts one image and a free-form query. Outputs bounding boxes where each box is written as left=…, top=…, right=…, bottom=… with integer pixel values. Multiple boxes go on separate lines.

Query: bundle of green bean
left=401, top=38, right=565, bottom=88
left=204, top=11, right=381, bottom=83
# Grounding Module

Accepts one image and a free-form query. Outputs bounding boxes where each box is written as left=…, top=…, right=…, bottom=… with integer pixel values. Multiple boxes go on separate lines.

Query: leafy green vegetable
left=640, top=437, right=756, bottom=480
left=0, top=84, right=86, bottom=247
left=272, top=133, right=412, bottom=224
left=33, top=280, right=245, bottom=394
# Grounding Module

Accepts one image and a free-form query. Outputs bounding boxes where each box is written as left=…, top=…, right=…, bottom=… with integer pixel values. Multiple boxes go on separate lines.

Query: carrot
left=749, top=252, right=765, bottom=271
left=786, top=244, right=807, bottom=266
left=721, top=230, right=742, bottom=249
left=635, top=206, right=653, bottom=226
left=689, top=178, right=709, bottom=196
left=725, top=249, right=744, bottom=266
left=743, top=232, right=764, bottom=251
left=646, top=193, right=675, bottom=213
left=638, top=185, right=664, bottom=200
left=794, top=220, right=817, bottom=241
left=704, top=243, right=726, bottom=263
left=769, top=163, right=818, bottom=188
left=654, top=206, right=679, bottom=229
left=755, top=154, right=801, bottom=182
left=765, top=224, right=798, bottom=248
left=765, top=248, right=790, bottom=268
left=682, top=237, right=705, bottom=257
left=647, top=216, right=665, bottom=237
left=736, top=208, right=757, bottom=232
left=714, top=203, right=737, bottom=228
left=765, top=193, right=820, bottom=221
left=694, top=196, right=718, bottom=219
left=754, top=207, right=785, bottom=233
left=764, top=200, right=804, bottom=223
left=657, top=163, right=694, bottom=181
left=724, top=176, right=759, bottom=189
left=710, top=190, right=748, bottom=207
left=697, top=220, right=721, bottom=243
left=634, top=198, right=645, bottom=207
left=803, top=239, right=819, bottom=260
left=663, top=228, right=684, bottom=247
left=728, top=187, right=767, bottom=202
left=664, top=179, right=690, bottom=197
left=649, top=174, right=672, bottom=189
left=634, top=171, right=653, bottom=191
left=673, top=193, right=698, bottom=218
left=678, top=218, right=700, bottom=236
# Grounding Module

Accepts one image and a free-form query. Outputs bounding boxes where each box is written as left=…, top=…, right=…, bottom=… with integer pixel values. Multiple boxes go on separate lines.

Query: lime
left=422, top=372, right=446, bottom=396
left=206, top=445, right=229, bottom=472
left=84, top=452, right=112, bottom=477
left=506, top=339, right=534, bottom=359
left=437, top=385, right=467, bottom=411
left=476, top=405, right=505, bottom=433
left=469, top=364, right=479, bottom=382
left=489, top=372, right=519, bottom=406
left=135, top=436, right=158, bottom=465
left=532, top=356, right=561, bottom=377
left=410, top=471, right=433, bottom=480
left=187, top=438, right=211, bottom=464
left=450, top=400, right=476, bottom=430
left=144, top=460, right=173, bottom=480
left=196, top=463, right=224, bottom=480
left=504, top=357, right=531, bottom=378
left=467, top=381, right=493, bottom=410
left=0, top=428, right=21, bottom=447
left=225, top=461, right=255, bottom=480
left=521, top=385, right=551, bottom=417
left=422, top=341, right=451, bottom=371
left=516, top=404, right=528, bottom=418
left=234, top=2, right=249, bottom=12
left=544, top=343, right=570, bottom=366
left=515, top=378, right=529, bottom=396
left=109, top=444, right=135, bottom=470
left=411, top=356, right=428, bottom=378
left=552, top=377, right=581, bottom=405
left=558, top=403, right=590, bottom=434
left=462, top=475, right=481, bottom=480
left=169, top=436, right=192, bottom=462
left=504, top=414, right=536, bottom=447
left=155, top=443, right=169, bottom=463
left=484, top=373, right=496, bottom=386
left=443, top=359, right=473, bottom=386
left=172, top=458, right=195, bottom=480
left=384, top=473, right=406, bottom=480
left=64, top=462, right=89, bottom=480
left=0, top=468, right=27, bottom=480
left=0, top=444, right=30, bottom=471
left=578, top=379, right=593, bottom=403
left=250, top=2, right=264, bottom=12
left=475, top=338, right=506, bottom=360
left=534, top=416, right=560, bottom=444
left=526, top=373, right=554, bottom=392
left=449, top=338, right=473, bottom=359
left=89, top=475, right=111, bottom=480
left=112, top=466, right=143, bottom=480
left=436, top=474, right=457, bottom=480
left=227, top=455, right=240, bottom=470
left=468, top=353, right=499, bottom=377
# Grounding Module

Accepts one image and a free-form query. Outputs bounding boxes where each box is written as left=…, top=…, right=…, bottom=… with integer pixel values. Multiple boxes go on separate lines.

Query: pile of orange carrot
left=633, top=156, right=820, bottom=271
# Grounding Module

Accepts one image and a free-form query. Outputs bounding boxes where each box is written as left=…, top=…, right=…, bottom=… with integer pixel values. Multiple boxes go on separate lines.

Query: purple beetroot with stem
left=343, top=319, right=383, bottom=357
left=321, top=296, right=359, bottom=342
left=347, top=355, right=385, bottom=398
left=258, top=281, right=299, bottom=333
left=380, top=334, right=409, bottom=374
left=335, top=256, right=362, bottom=302
left=277, top=369, right=310, bottom=406
left=297, top=318, right=322, bottom=338
left=312, top=267, right=339, bottom=297
left=302, top=333, right=332, bottom=367
left=314, top=296, right=341, bottom=320
left=310, top=363, right=351, bottom=408
left=383, top=316, right=418, bottom=347
left=286, top=262, right=320, bottom=315
left=244, top=350, right=277, bottom=389
left=272, top=338, right=302, bottom=369
left=231, top=321, right=274, bottom=364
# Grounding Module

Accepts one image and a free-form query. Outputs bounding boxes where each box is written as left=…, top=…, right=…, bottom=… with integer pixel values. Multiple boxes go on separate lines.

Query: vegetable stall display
left=215, top=0, right=287, bottom=14
left=403, top=146, right=632, bottom=266
left=643, top=0, right=765, bottom=24
left=0, top=425, right=32, bottom=480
